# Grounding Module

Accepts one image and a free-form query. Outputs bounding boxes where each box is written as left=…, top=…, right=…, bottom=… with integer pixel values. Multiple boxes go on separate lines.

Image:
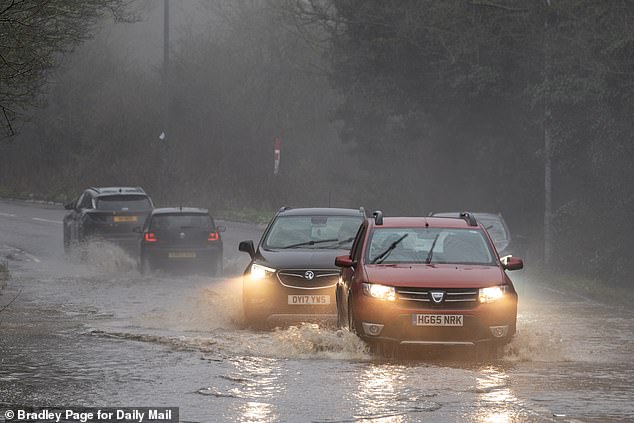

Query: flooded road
left=1, top=199, right=633, bottom=422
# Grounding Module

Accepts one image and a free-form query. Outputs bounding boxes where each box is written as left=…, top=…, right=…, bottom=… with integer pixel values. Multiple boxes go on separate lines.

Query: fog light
left=489, top=325, right=509, bottom=338
left=362, top=322, right=384, bottom=336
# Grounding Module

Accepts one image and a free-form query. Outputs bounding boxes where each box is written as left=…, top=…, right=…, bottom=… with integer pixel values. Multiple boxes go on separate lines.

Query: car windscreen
left=366, top=227, right=496, bottom=265
left=150, top=213, right=213, bottom=230
left=263, top=215, right=362, bottom=249
left=96, top=195, right=152, bottom=211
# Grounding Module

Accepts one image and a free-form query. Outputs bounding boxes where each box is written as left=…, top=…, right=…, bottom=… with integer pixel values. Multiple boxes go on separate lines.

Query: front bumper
left=353, top=295, right=517, bottom=345
left=243, top=274, right=337, bottom=323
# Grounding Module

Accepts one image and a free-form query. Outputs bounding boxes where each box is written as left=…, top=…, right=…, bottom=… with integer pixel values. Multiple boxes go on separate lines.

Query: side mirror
left=502, top=256, right=523, bottom=271
left=64, top=202, right=75, bottom=210
left=132, top=226, right=142, bottom=234
left=217, top=225, right=227, bottom=233
left=335, top=255, right=354, bottom=268
left=238, top=240, right=256, bottom=259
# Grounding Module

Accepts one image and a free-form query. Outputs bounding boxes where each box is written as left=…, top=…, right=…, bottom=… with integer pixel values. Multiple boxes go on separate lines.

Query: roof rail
left=459, top=211, right=478, bottom=227
left=278, top=206, right=292, bottom=213
left=359, top=206, right=366, bottom=217
left=88, top=186, right=99, bottom=193
left=372, top=210, right=383, bottom=225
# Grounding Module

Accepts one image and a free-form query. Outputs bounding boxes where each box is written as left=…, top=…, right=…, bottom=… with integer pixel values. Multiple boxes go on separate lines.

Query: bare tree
left=0, top=0, right=136, bottom=138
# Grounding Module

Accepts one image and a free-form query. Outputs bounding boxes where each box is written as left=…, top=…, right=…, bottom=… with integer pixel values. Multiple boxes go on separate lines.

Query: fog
left=1, top=0, right=633, bottom=287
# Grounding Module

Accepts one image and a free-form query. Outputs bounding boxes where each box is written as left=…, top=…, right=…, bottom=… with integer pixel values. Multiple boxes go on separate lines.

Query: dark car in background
left=430, top=212, right=516, bottom=257
left=239, top=207, right=365, bottom=326
left=63, top=187, right=153, bottom=254
left=138, top=207, right=225, bottom=275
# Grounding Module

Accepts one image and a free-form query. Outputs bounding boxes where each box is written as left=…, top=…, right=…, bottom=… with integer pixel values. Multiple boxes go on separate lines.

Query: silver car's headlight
left=250, top=263, right=276, bottom=281
left=362, top=283, right=396, bottom=301
left=478, top=285, right=508, bottom=303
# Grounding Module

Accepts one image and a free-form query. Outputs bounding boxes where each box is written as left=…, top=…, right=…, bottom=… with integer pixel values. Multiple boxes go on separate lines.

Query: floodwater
left=0, top=200, right=633, bottom=422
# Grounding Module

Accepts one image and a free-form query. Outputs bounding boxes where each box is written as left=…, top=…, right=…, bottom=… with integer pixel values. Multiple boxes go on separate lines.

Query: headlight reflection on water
left=354, top=365, right=408, bottom=422
left=238, top=401, right=276, bottom=423
left=230, top=356, right=283, bottom=423
left=473, top=367, right=522, bottom=423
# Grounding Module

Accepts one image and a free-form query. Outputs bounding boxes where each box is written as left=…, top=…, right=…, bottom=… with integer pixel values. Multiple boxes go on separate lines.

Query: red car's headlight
left=362, top=283, right=396, bottom=301
left=478, top=285, right=508, bottom=303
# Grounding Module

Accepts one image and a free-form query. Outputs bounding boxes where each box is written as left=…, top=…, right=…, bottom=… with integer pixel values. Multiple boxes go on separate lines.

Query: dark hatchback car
left=239, top=207, right=365, bottom=326
left=137, top=207, right=225, bottom=275
left=63, top=187, right=153, bottom=254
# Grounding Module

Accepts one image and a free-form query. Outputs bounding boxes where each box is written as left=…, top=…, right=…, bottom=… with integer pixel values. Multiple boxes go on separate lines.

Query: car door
left=74, top=191, right=93, bottom=241
left=64, top=193, right=84, bottom=243
left=339, top=222, right=367, bottom=318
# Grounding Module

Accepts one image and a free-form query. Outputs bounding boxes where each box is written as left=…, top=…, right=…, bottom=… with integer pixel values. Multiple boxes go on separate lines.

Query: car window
left=150, top=214, right=212, bottom=230
left=365, top=227, right=495, bottom=265
left=96, top=195, right=152, bottom=211
left=77, top=192, right=93, bottom=209
left=476, top=215, right=509, bottom=252
left=263, top=215, right=362, bottom=249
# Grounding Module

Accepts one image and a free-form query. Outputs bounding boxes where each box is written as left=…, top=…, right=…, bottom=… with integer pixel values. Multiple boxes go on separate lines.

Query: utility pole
left=543, top=0, right=554, bottom=266
left=161, top=0, right=170, bottom=202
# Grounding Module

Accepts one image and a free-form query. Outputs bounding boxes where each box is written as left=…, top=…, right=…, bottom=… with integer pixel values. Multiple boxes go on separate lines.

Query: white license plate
left=288, top=295, right=331, bottom=305
left=412, top=314, right=463, bottom=327
left=113, top=215, right=137, bottom=223
left=168, top=251, right=196, bottom=258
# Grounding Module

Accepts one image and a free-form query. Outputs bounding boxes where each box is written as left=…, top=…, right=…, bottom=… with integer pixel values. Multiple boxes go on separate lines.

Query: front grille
left=277, top=269, right=339, bottom=289
left=396, top=287, right=478, bottom=309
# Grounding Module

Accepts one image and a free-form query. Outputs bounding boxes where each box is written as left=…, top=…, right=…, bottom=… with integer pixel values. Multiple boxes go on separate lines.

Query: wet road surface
left=0, top=199, right=633, bottom=422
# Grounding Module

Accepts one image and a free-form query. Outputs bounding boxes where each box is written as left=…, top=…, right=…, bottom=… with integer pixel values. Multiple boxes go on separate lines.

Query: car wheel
left=372, top=341, right=398, bottom=359
left=139, top=256, right=152, bottom=275
left=347, top=296, right=362, bottom=335
left=63, top=231, right=73, bottom=255
left=475, top=342, right=503, bottom=361
left=336, top=288, right=345, bottom=329
left=211, top=255, right=223, bottom=277
left=243, top=303, right=266, bottom=330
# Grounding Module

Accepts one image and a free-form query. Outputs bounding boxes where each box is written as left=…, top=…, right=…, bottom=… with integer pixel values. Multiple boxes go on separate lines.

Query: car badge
left=179, top=232, right=186, bottom=239
left=304, top=270, right=315, bottom=280
left=430, top=291, right=445, bottom=303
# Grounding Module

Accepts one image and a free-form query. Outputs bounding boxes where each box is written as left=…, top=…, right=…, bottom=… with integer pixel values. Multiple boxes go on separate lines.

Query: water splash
left=265, top=323, right=370, bottom=360
left=133, top=277, right=245, bottom=332
left=69, top=240, right=137, bottom=272
left=503, top=320, right=567, bottom=362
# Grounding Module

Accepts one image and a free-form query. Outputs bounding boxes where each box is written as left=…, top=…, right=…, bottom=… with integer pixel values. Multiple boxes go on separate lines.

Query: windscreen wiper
left=371, top=234, right=408, bottom=264
left=332, top=236, right=356, bottom=247
left=425, top=234, right=440, bottom=264
left=281, top=238, right=338, bottom=249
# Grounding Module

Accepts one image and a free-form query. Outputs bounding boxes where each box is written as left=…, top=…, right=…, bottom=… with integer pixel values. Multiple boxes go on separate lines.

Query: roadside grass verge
left=215, top=208, right=274, bottom=226
left=528, top=267, right=633, bottom=307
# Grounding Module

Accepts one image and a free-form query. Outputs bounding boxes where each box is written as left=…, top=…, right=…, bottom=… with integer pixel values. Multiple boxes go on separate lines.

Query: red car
left=335, top=211, right=523, bottom=357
